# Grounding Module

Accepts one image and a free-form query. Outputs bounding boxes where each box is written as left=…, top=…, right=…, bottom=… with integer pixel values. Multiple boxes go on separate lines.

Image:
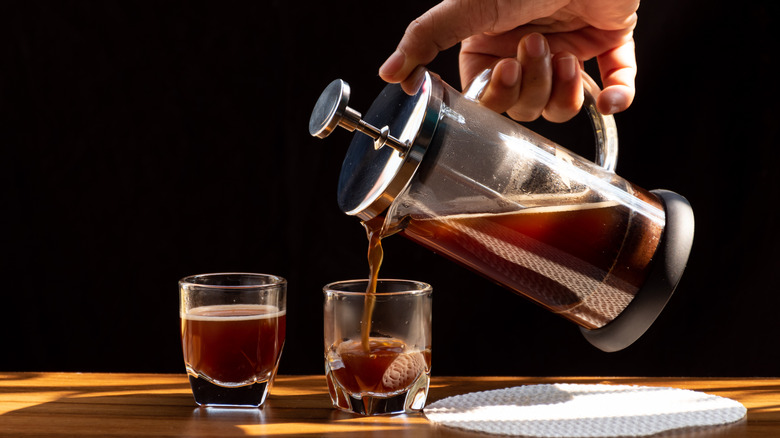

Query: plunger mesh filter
left=424, top=384, right=746, bottom=437
left=382, top=352, right=426, bottom=391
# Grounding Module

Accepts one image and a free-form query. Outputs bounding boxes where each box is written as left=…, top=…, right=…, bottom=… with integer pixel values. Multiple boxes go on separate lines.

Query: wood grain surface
left=0, top=373, right=777, bottom=437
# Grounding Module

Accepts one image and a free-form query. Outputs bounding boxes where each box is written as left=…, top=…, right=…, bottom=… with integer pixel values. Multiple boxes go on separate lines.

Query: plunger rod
left=345, top=108, right=409, bottom=155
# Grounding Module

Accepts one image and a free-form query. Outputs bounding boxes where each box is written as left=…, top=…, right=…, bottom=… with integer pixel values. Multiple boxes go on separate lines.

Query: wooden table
left=0, top=373, right=777, bottom=437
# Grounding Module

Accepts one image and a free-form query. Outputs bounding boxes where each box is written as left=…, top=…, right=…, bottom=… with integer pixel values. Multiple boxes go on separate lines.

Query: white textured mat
left=424, top=384, right=746, bottom=437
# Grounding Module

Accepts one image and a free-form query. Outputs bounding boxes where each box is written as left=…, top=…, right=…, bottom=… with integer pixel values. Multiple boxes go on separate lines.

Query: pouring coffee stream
left=310, top=69, right=694, bottom=352
left=360, top=215, right=385, bottom=351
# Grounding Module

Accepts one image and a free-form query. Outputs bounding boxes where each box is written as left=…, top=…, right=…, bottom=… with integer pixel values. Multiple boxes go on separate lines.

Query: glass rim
left=179, top=272, right=287, bottom=289
left=323, top=278, right=432, bottom=296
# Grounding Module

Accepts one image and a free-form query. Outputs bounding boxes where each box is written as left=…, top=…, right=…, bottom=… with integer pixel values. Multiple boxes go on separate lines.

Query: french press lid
left=309, top=72, right=443, bottom=220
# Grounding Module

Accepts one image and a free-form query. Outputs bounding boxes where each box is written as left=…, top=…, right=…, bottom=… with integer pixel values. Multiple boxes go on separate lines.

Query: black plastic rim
left=579, top=189, right=695, bottom=352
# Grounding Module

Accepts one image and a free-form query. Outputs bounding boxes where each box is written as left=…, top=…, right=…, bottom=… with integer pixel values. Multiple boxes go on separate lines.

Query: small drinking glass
left=323, top=279, right=432, bottom=415
left=180, top=273, right=286, bottom=407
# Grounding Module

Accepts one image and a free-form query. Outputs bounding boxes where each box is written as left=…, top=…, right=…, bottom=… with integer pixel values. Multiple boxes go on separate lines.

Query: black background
left=2, top=1, right=779, bottom=377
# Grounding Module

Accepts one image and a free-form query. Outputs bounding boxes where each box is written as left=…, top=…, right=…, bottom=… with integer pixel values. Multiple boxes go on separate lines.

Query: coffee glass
left=179, top=273, right=286, bottom=407
left=323, top=279, right=432, bottom=415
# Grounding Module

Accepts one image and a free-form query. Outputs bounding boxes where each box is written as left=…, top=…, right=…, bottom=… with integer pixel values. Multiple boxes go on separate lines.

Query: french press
left=309, top=69, right=694, bottom=352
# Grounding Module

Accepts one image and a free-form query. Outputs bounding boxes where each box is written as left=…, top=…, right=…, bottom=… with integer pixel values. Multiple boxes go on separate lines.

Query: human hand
left=378, top=0, right=639, bottom=122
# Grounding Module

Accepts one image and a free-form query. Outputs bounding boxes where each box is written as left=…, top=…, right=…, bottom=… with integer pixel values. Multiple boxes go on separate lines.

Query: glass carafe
left=309, top=70, right=694, bottom=352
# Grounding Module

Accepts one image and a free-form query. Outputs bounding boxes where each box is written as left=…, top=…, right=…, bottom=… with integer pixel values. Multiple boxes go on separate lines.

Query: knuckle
left=506, top=106, right=542, bottom=122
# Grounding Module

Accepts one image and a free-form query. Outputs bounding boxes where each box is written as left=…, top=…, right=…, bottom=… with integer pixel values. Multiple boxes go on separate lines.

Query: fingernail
left=498, top=59, right=520, bottom=87
left=379, top=50, right=405, bottom=78
left=556, top=55, right=576, bottom=81
left=601, top=91, right=627, bottom=114
left=524, top=33, right=547, bottom=58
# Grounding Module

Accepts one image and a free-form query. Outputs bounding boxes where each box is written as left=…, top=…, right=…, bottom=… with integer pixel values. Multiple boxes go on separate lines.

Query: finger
left=596, top=39, right=636, bottom=114
left=380, top=0, right=553, bottom=85
left=475, top=58, right=522, bottom=114
left=506, top=33, right=552, bottom=122
left=542, top=52, right=583, bottom=123
left=459, top=48, right=501, bottom=91
left=379, top=1, right=485, bottom=84
left=399, top=65, right=429, bottom=95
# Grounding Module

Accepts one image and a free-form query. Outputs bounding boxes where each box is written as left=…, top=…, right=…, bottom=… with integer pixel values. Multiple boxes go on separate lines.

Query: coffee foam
left=382, top=351, right=426, bottom=391
left=416, top=200, right=620, bottom=222
left=182, top=304, right=285, bottom=321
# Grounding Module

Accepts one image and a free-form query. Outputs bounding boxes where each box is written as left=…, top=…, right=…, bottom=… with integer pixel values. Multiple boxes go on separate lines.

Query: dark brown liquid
left=400, top=193, right=663, bottom=329
left=181, top=304, right=286, bottom=385
left=329, top=338, right=430, bottom=395
left=360, top=215, right=386, bottom=351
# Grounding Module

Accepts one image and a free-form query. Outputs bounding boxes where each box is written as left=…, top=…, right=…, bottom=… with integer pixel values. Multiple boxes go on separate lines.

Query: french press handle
left=464, top=69, right=619, bottom=173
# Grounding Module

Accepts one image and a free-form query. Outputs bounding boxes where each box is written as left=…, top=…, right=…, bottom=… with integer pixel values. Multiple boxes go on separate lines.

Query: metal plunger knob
left=309, top=79, right=410, bottom=155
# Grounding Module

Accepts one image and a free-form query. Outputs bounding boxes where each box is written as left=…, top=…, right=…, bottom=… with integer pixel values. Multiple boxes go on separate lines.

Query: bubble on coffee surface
left=382, top=351, right=426, bottom=391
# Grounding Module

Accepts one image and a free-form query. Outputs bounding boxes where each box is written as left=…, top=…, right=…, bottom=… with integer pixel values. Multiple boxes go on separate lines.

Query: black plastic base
left=580, top=189, right=694, bottom=352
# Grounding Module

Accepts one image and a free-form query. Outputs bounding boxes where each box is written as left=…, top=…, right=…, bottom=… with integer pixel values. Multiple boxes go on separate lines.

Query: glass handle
left=464, top=69, right=619, bottom=172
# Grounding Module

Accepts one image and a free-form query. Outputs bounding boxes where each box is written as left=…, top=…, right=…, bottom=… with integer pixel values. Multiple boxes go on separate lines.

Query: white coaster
left=424, top=383, right=746, bottom=437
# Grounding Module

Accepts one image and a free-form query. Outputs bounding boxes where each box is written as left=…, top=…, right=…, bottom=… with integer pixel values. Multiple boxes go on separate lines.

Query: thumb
left=379, top=0, right=498, bottom=84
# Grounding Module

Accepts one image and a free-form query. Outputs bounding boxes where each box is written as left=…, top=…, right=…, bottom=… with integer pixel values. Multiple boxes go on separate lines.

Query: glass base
left=189, top=376, right=270, bottom=407
left=325, top=370, right=430, bottom=415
